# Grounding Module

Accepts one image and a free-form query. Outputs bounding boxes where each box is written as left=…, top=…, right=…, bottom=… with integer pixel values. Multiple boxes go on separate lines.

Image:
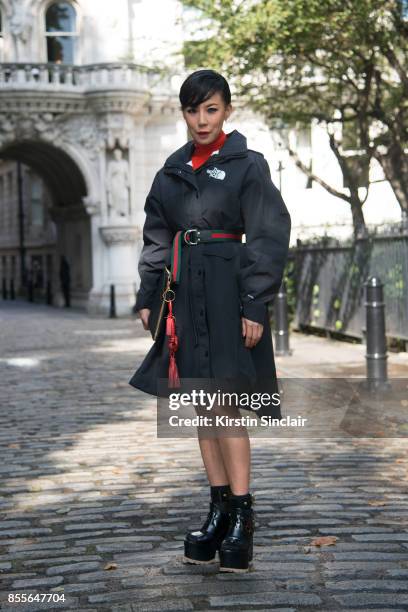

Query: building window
left=0, top=10, right=3, bottom=49
left=296, top=124, right=312, bottom=150
left=30, top=175, right=45, bottom=226
left=45, top=2, right=77, bottom=63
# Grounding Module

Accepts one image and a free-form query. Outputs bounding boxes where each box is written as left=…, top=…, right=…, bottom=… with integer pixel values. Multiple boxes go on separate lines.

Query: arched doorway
left=0, top=140, right=93, bottom=308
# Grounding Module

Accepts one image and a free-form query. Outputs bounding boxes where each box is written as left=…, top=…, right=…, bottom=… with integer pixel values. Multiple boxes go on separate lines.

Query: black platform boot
left=219, top=492, right=255, bottom=573
left=183, top=485, right=231, bottom=564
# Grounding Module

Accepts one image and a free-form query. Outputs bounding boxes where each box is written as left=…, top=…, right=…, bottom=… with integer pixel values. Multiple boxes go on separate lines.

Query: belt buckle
left=184, top=228, right=200, bottom=245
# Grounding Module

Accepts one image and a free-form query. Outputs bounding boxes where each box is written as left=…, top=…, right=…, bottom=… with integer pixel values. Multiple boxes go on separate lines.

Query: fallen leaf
left=104, top=562, right=118, bottom=571
left=310, top=536, right=338, bottom=547
left=367, top=500, right=387, bottom=506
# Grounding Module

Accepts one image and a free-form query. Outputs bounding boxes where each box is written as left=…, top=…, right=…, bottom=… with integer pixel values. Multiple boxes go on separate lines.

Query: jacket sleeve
left=238, top=153, right=291, bottom=324
left=135, top=172, right=173, bottom=311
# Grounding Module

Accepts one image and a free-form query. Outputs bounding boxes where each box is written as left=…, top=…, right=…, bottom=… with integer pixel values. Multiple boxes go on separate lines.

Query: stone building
left=0, top=0, right=186, bottom=313
left=0, top=0, right=403, bottom=314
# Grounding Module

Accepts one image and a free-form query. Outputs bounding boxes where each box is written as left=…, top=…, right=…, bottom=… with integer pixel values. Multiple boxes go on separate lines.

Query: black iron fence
left=291, top=227, right=408, bottom=341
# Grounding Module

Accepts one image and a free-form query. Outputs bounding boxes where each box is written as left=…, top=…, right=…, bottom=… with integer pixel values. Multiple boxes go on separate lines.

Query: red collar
left=191, top=130, right=227, bottom=169
left=193, top=130, right=226, bottom=155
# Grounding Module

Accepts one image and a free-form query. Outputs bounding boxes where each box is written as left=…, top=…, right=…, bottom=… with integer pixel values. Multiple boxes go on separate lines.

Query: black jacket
left=129, top=129, right=291, bottom=416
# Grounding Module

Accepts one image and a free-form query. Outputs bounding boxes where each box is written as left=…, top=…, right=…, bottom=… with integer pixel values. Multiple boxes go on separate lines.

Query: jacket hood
left=163, top=129, right=248, bottom=168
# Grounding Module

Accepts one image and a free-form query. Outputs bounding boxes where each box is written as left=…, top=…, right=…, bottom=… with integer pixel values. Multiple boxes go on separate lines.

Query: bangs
left=179, top=70, right=231, bottom=109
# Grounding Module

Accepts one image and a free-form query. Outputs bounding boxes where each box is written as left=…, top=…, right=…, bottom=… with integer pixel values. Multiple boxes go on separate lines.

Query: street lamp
left=271, top=119, right=289, bottom=193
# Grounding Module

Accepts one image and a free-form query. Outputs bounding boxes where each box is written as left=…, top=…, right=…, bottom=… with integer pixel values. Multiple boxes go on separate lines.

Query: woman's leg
left=184, top=436, right=231, bottom=564
left=217, top=431, right=251, bottom=495
left=217, top=428, right=254, bottom=573
left=197, top=403, right=251, bottom=494
left=198, top=438, right=229, bottom=485
left=197, top=429, right=251, bottom=492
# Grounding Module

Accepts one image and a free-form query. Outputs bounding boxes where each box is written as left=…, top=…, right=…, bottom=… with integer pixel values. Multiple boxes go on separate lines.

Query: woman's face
left=182, top=92, right=232, bottom=145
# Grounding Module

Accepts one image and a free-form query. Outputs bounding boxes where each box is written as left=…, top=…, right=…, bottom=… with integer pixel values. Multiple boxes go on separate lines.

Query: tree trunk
left=349, top=189, right=367, bottom=239
left=374, top=143, right=408, bottom=219
left=327, top=132, right=368, bottom=239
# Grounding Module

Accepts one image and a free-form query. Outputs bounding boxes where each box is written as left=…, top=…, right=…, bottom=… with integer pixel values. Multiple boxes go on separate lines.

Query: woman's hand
left=241, top=317, right=264, bottom=348
left=138, top=308, right=151, bottom=331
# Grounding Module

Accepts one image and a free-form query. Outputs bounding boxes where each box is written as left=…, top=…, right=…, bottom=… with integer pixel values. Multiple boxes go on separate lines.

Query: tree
left=181, top=0, right=408, bottom=237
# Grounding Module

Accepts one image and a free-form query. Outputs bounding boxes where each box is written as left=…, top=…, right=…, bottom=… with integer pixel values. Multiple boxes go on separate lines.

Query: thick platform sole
left=183, top=539, right=219, bottom=563
left=219, top=545, right=253, bottom=572
left=182, top=554, right=218, bottom=565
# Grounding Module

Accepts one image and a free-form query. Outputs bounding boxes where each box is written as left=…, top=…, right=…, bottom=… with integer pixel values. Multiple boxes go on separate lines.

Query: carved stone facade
left=0, top=0, right=186, bottom=315
left=0, top=0, right=403, bottom=285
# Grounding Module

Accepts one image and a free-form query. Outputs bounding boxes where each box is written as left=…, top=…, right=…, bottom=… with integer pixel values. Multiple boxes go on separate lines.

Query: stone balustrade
left=0, top=62, right=174, bottom=95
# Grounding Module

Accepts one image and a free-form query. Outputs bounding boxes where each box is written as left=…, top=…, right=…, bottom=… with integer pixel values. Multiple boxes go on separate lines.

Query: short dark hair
left=179, top=69, right=231, bottom=109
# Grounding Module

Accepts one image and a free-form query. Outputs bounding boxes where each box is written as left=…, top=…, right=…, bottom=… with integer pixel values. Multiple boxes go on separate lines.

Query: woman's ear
left=225, top=104, right=233, bottom=121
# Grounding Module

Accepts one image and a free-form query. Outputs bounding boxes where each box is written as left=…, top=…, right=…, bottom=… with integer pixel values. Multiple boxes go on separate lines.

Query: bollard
left=274, top=280, right=292, bottom=356
left=28, top=280, right=34, bottom=302
left=46, top=280, right=53, bottom=305
left=109, top=284, right=116, bottom=318
left=2, top=278, right=7, bottom=299
left=10, top=279, right=15, bottom=300
left=64, top=286, right=71, bottom=308
left=364, top=276, right=388, bottom=388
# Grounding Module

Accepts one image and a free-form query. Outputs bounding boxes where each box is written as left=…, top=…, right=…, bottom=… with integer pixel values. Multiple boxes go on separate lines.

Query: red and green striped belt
left=170, top=228, right=243, bottom=283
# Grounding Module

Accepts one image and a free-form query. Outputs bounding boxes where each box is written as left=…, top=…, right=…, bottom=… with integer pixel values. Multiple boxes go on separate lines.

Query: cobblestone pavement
left=0, top=301, right=407, bottom=612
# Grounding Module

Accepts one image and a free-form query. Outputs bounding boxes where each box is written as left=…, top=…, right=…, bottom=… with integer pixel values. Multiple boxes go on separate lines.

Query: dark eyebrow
left=185, top=102, right=219, bottom=110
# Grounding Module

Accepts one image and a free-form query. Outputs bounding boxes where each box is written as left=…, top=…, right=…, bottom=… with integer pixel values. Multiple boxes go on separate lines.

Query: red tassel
left=168, top=352, right=180, bottom=388
left=166, top=301, right=180, bottom=388
left=166, top=312, right=175, bottom=337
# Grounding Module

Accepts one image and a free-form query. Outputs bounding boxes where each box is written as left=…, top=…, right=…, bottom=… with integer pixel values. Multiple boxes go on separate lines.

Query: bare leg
left=195, top=402, right=251, bottom=493
left=198, top=438, right=229, bottom=485
left=217, top=431, right=251, bottom=495
left=197, top=429, right=251, bottom=495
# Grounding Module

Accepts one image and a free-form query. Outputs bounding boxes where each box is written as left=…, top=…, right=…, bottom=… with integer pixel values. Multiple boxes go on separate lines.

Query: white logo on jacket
left=206, top=167, right=226, bottom=180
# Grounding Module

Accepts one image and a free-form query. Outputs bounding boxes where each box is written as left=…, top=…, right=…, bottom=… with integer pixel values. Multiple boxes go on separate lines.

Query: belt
left=170, top=228, right=243, bottom=283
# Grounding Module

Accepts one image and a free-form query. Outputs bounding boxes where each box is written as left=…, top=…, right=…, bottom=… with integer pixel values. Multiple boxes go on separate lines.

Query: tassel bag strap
left=165, top=228, right=242, bottom=388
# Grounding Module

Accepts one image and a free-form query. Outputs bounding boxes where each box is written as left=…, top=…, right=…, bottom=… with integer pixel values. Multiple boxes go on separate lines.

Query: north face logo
left=206, top=167, right=226, bottom=180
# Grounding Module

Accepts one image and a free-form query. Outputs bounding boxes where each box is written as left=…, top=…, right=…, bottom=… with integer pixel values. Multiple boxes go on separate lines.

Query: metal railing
left=292, top=226, right=408, bottom=341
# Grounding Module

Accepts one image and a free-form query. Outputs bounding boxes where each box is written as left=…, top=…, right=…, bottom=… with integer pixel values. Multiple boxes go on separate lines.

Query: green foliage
left=181, top=0, right=408, bottom=219
left=182, top=0, right=406, bottom=125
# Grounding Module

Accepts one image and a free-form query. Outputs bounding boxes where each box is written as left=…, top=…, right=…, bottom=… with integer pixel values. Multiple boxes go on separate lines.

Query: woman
left=129, top=69, right=291, bottom=572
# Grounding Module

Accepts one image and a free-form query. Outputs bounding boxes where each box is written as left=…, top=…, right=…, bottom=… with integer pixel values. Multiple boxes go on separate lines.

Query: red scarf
left=191, top=130, right=227, bottom=170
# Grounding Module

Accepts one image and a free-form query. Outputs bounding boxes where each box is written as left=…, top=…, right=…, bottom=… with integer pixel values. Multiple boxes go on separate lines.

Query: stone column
left=97, top=223, right=140, bottom=316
